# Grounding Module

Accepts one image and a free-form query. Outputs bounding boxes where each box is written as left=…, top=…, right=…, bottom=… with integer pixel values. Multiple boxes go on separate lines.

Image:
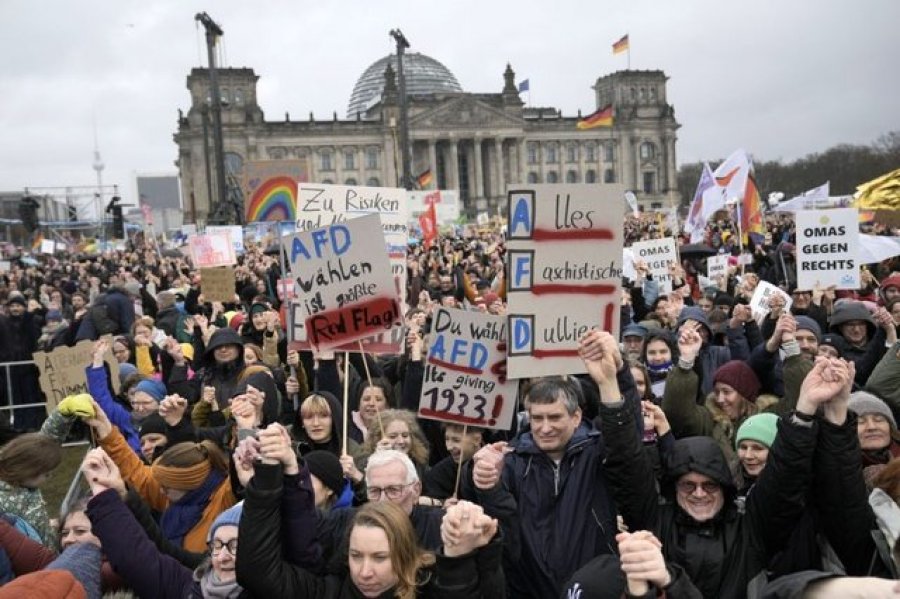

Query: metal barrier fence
left=0, top=358, right=90, bottom=447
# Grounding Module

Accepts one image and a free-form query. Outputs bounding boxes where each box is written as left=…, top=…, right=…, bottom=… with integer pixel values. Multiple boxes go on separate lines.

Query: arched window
left=547, top=171, right=559, bottom=184
left=527, top=172, right=539, bottom=184
left=566, top=170, right=578, bottom=183
left=640, top=142, right=656, bottom=160
left=604, top=169, right=615, bottom=183
left=322, top=179, right=334, bottom=185
left=366, top=177, right=380, bottom=186
left=585, top=169, right=597, bottom=183
left=345, top=178, right=357, bottom=186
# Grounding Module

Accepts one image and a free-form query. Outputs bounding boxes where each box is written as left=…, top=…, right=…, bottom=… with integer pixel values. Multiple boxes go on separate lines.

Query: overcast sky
left=1, top=0, right=897, bottom=208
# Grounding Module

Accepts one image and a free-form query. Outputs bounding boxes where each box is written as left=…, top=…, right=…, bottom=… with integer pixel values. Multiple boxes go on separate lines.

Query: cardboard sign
left=296, top=183, right=410, bottom=351
left=749, top=281, right=793, bottom=323
left=707, top=254, right=729, bottom=280
left=505, top=184, right=626, bottom=378
left=418, top=308, right=518, bottom=431
left=795, top=208, right=860, bottom=290
left=188, top=233, right=236, bottom=267
left=283, top=213, right=401, bottom=351
left=631, top=237, right=678, bottom=293
left=200, top=266, right=236, bottom=303
left=206, top=225, right=244, bottom=254
left=32, top=340, right=120, bottom=414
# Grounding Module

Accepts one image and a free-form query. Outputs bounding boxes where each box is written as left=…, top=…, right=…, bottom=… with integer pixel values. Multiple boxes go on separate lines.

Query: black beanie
left=303, top=450, right=345, bottom=497
left=138, top=412, right=168, bottom=438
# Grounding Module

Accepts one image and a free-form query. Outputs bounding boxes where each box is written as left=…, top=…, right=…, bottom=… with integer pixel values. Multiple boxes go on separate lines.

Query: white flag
left=684, top=163, right=715, bottom=242
left=772, top=182, right=831, bottom=212
left=700, top=149, right=752, bottom=223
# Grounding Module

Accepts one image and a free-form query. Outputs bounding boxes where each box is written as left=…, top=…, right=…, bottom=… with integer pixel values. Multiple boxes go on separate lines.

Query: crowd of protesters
left=0, top=209, right=900, bottom=598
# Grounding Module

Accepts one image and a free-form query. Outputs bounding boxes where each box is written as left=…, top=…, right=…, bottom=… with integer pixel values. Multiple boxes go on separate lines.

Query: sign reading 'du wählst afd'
left=418, top=307, right=518, bottom=432
left=505, top=183, right=625, bottom=379
left=283, top=213, right=401, bottom=352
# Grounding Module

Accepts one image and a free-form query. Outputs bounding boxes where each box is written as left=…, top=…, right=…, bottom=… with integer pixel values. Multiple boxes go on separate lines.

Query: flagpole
left=627, top=44, right=631, bottom=70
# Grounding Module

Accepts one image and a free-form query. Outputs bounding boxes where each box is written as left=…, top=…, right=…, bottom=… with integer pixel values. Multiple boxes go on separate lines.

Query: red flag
left=419, top=201, right=438, bottom=248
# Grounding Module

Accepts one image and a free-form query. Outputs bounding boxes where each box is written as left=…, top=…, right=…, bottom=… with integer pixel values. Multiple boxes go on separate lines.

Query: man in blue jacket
left=467, top=331, right=657, bottom=598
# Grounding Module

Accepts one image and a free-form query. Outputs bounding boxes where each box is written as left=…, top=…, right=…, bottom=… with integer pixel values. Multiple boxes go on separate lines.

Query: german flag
left=416, top=169, right=433, bottom=189
left=612, top=34, right=629, bottom=55
left=576, top=104, right=613, bottom=130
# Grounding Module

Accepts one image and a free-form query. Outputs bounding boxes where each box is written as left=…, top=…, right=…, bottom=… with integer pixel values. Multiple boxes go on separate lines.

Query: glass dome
left=347, top=52, right=463, bottom=118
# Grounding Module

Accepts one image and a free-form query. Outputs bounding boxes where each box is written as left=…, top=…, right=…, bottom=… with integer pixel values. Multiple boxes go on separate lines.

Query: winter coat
left=468, top=389, right=657, bottom=599
left=676, top=307, right=746, bottom=395
left=85, top=364, right=141, bottom=455
left=75, top=287, right=136, bottom=341
left=236, top=462, right=505, bottom=599
left=87, top=488, right=249, bottom=599
left=829, top=301, right=888, bottom=385
left=658, top=416, right=817, bottom=599
left=864, top=340, right=900, bottom=422
left=98, top=426, right=236, bottom=553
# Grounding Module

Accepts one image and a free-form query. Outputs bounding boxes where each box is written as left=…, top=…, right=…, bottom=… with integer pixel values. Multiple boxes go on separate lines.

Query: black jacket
left=237, top=462, right=505, bottom=599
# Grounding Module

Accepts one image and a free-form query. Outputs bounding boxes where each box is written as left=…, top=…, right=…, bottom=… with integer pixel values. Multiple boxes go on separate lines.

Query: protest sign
left=296, top=183, right=409, bottom=351
left=408, top=190, right=460, bottom=224
left=0, top=260, right=10, bottom=273
left=506, top=183, right=625, bottom=378
left=32, top=340, right=119, bottom=414
left=795, top=208, right=860, bottom=290
left=418, top=308, right=518, bottom=431
left=206, top=225, right=244, bottom=254
left=284, top=213, right=401, bottom=352
left=40, top=239, right=55, bottom=255
left=707, top=254, right=729, bottom=280
left=749, top=281, right=793, bottom=323
left=188, top=232, right=236, bottom=267
left=200, top=266, right=236, bottom=303
left=622, top=248, right=636, bottom=281
left=631, top=237, right=677, bottom=293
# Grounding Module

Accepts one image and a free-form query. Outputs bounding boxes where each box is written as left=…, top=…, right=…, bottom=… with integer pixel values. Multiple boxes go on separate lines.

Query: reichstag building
left=174, top=52, right=680, bottom=222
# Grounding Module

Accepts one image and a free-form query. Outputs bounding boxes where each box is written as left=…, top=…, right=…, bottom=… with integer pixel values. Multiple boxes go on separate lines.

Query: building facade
left=174, top=54, right=680, bottom=223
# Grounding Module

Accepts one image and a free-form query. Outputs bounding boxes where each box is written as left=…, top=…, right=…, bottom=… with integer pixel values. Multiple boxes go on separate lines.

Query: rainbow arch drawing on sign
left=246, top=176, right=297, bottom=222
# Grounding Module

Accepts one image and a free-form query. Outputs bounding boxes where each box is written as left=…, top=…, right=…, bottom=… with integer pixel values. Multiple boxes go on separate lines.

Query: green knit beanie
left=735, top=413, right=779, bottom=450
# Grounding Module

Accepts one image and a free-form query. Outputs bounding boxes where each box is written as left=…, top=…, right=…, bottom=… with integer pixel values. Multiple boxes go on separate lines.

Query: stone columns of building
left=473, top=137, right=483, bottom=200
left=629, top=136, right=640, bottom=192
left=427, top=138, right=438, bottom=187
left=448, top=139, right=459, bottom=191
left=492, top=138, right=504, bottom=200
left=517, top=138, right=526, bottom=183
left=665, top=135, right=677, bottom=193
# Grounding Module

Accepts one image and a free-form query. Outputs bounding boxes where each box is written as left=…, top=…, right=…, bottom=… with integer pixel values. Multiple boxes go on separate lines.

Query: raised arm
left=661, top=326, right=714, bottom=438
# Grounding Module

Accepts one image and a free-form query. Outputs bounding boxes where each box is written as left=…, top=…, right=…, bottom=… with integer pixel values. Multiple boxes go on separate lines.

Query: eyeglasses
left=209, top=538, right=238, bottom=556
left=366, top=482, right=414, bottom=501
left=676, top=480, right=721, bottom=495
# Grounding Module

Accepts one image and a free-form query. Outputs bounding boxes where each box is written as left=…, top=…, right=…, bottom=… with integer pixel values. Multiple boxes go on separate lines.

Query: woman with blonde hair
left=85, top=399, right=235, bottom=552
left=236, top=423, right=504, bottom=598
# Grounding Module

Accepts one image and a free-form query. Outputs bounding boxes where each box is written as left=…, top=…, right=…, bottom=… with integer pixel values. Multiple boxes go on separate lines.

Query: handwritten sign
left=297, top=183, right=409, bottom=351
left=749, top=281, right=793, bottom=324
left=505, top=184, right=625, bottom=378
left=283, top=213, right=401, bottom=351
left=795, top=208, right=860, bottom=290
left=631, top=237, right=677, bottom=293
left=707, top=254, right=729, bottom=280
left=200, top=266, right=236, bottom=303
left=418, top=308, right=517, bottom=431
left=206, top=225, right=244, bottom=254
left=189, top=233, right=236, bottom=267
left=32, top=340, right=120, bottom=414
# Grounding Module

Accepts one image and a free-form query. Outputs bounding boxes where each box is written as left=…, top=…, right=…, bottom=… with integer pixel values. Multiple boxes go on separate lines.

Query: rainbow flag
left=741, top=174, right=765, bottom=242
left=613, top=34, right=629, bottom=55
left=576, top=105, right=613, bottom=130
left=417, top=169, right=434, bottom=189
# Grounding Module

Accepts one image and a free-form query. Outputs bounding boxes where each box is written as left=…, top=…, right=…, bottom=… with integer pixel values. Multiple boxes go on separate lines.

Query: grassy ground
left=44, top=443, right=91, bottom=517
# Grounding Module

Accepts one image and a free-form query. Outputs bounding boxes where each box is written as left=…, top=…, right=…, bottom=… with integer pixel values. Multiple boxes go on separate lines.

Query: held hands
left=471, top=441, right=510, bottom=490
left=158, top=395, right=188, bottom=427
left=257, top=423, right=298, bottom=474
left=641, top=401, right=671, bottom=437
left=578, top=330, right=623, bottom=391
left=441, top=500, right=498, bottom=557
left=233, top=436, right=261, bottom=487
left=81, top=448, right=126, bottom=499
left=797, top=357, right=855, bottom=422
left=617, top=531, right=671, bottom=595
left=767, top=313, right=797, bottom=351
left=730, top=304, right=754, bottom=329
